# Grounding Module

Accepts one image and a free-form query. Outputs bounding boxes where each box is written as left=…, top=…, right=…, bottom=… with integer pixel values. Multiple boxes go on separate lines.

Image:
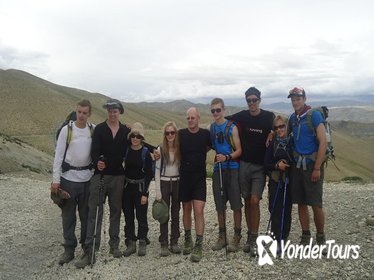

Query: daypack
left=289, top=106, right=337, bottom=169
left=55, top=111, right=77, bottom=145
left=209, top=120, right=235, bottom=152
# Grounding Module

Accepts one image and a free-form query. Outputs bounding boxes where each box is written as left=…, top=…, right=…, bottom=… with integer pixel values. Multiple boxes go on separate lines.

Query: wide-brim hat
left=50, top=189, right=70, bottom=208
left=152, top=199, right=169, bottom=224
left=128, top=122, right=145, bottom=140
left=102, top=99, right=124, bottom=114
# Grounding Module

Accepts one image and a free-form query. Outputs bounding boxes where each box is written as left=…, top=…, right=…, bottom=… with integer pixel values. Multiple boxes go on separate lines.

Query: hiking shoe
left=316, top=233, right=328, bottom=256
left=190, top=241, right=203, bottom=262
left=160, top=244, right=170, bottom=257
left=109, top=247, right=122, bottom=258
left=170, top=243, right=181, bottom=254
left=183, top=235, right=194, bottom=255
left=300, top=233, right=312, bottom=246
left=74, top=252, right=93, bottom=269
left=248, top=233, right=258, bottom=257
left=227, top=232, right=241, bottom=253
left=58, top=249, right=75, bottom=265
left=123, top=240, right=136, bottom=257
left=243, top=232, right=251, bottom=253
left=138, top=239, right=147, bottom=256
left=211, top=232, right=226, bottom=251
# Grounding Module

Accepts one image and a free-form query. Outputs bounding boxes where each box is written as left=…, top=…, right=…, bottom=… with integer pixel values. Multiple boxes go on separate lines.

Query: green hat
left=152, top=199, right=169, bottom=224
left=50, top=189, right=70, bottom=208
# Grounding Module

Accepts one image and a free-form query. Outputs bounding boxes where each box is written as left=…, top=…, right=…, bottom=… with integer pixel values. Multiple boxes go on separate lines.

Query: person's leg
left=170, top=180, right=181, bottom=253
left=135, top=189, right=148, bottom=256
left=239, top=161, right=252, bottom=253
left=106, top=175, right=124, bottom=251
left=190, top=199, right=206, bottom=262
left=123, top=184, right=137, bottom=257
left=159, top=180, right=171, bottom=247
left=211, top=170, right=227, bottom=250
left=77, top=180, right=90, bottom=250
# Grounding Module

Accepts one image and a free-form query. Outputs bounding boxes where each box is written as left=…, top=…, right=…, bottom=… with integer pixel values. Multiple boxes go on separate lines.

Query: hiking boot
left=243, top=232, right=251, bottom=253
left=183, top=235, right=194, bottom=255
left=248, top=233, right=258, bottom=257
left=58, top=248, right=75, bottom=265
left=109, top=247, right=122, bottom=258
left=190, top=239, right=203, bottom=262
left=227, top=231, right=242, bottom=253
left=75, top=251, right=93, bottom=269
left=170, top=243, right=181, bottom=254
left=300, top=233, right=312, bottom=246
left=211, top=232, right=226, bottom=251
left=316, top=233, right=328, bottom=256
left=123, top=240, right=136, bottom=257
left=138, top=239, right=147, bottom=256
left=160, top=244, right=170, bottom=257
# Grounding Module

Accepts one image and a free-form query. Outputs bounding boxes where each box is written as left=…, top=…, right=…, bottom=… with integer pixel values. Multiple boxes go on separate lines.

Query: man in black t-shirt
left=179, top=107, right=211, bottom=262
left=226, top=87, right=275, bottom=257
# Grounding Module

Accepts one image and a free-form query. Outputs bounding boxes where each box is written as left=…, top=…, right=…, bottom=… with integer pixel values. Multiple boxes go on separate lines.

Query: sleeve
left=312, top=110, right=324, bottom=128
left=264, top=140, right=276, bottom=171
left=142, top=150, right=154, bottom=197
left=52, top=126, right=68, bottom=183
left=225, top=111, right=242, bottom=123
left=154, top=146, right=162, bottom=200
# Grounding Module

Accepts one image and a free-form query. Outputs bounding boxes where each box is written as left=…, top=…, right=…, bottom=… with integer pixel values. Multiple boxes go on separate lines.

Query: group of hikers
left=51, top=86, right=328, bottom=268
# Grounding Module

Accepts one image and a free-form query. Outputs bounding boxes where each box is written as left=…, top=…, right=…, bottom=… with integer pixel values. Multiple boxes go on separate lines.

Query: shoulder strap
left=209, top=123, right=216, bottom=150
left=62, top=121, right=74, bottom=162
left=87, top=122, right=94, bottom=136
left=224, top=120, right=235, bottom=151
left=141, top=146, right=149, bottom=172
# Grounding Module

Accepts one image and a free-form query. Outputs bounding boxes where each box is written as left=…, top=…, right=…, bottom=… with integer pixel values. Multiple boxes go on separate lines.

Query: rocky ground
left=0, top=173, right=373, bottom=280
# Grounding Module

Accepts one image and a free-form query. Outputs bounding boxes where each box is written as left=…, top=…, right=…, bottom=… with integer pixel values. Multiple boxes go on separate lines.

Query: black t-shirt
left=227, top=109, right=275, bottom=165
left=91, top=121, right=130, bottom=175
left=179, top=128, right=211, bottom=173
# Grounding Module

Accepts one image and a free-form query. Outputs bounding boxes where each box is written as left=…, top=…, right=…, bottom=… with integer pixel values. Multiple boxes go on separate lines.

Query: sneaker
left=123, top=240, right=136, bottom=257
left=109, top=247, right=122, bottom=258
left=211, top=232, right=226, bottom=251
left=160, top=244, right=170, bottom=257
left=183, top=235, right=194, bottom=255
left=170, top=243, right=181, bottom=254
left=300, top=233, right=312, bottom=246
left=190, top=241, right=203, bottom=262
left=58, top=249, right=75, bottom=265
left=138, top=239, right=147, bottom=256
left=316, top=233, right=328, bottom=256
left=227, top=232, right=241, bottom=253
left=74, top=252, right=93, bottom=269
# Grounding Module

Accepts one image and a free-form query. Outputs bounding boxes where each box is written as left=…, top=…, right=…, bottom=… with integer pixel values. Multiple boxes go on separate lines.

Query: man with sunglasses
left=209, top=98, right=243, bottom=253
left=179, top=107, right=212, bottom=262
left=287, top=87, right=327, bottom=250
left=226, top=87, right=275, bottom=257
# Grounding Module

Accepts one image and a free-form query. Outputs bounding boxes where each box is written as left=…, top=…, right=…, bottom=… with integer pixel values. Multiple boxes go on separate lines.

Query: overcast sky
left=0, top=0, right=373, bottom=104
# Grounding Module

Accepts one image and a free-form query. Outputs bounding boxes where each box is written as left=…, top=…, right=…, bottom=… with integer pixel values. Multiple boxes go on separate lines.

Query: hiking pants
left=85, top=174, right=124, bottom=250
left=268, top=178, right=292, bottom=241
left=159, top=179, right=180, bottom=245
left=123, top=183, right=149, bottom=244
left=60, top=177, right=90, bottom=250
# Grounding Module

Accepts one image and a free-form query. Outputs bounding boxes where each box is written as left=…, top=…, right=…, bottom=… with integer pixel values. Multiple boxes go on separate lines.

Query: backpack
left=209, top=120, right=235, bottom=152
left=124, top=146, right=154, bottom=177
left=55, top=111, right=77, bottom=145
left=289, top=106, right=337, bottom=169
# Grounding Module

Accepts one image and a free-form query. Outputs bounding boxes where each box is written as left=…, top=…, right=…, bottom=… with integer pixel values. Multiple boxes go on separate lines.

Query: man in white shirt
left=51, top=99, right=94, bottom=265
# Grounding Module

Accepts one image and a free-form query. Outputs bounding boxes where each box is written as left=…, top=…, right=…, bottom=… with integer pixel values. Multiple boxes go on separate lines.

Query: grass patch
left=342, top=176, right=364, bottom=183
left=21, top=164, right=41, bottom=174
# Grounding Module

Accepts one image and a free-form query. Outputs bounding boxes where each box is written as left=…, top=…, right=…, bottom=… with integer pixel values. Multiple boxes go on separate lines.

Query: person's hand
left=277, top=160, right=290, bottom=171
left=97, top=160, right=106, bottom=171
left=140, top=195, right=148, bottom=205
left=215, top=154, right=226, bottom=163
left=265, top=132, right=275, bottom=147
left=156, top=194, right=162, bottom=201
left=50, top=183, right=60, bottom=194
left=153, top=150, right=160, bottom=161
left=311, top=169, right=321, bottom=182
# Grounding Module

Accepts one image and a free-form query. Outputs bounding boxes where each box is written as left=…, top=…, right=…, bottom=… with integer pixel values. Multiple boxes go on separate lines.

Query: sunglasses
left=246, top=98, right=260, bottom=104
left=165, top=131, right=176, bottom=136
left=130, top=134, right=143, bottom=139
left=210, top=108, right=222, bottom=114
left=187, top=117, right=196, bottom=120
left=274, top=124, right=286, bottom=130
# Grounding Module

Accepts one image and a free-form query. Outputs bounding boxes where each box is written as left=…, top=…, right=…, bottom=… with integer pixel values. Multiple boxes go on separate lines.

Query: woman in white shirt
left=155, top=121, right=181, bottom=257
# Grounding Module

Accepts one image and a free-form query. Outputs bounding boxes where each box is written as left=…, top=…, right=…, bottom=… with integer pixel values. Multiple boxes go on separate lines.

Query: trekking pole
left=280, top=174, right=288, bottom=244
left=91, top=156, right=105, bottom=268
left=218, top=162, right=228, bottom=260
left=265, top=178, right=282, bottom=235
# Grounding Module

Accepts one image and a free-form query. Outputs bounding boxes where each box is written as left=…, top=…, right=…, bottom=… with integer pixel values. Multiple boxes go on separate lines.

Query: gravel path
left=0, top=174, right=373, bottom=280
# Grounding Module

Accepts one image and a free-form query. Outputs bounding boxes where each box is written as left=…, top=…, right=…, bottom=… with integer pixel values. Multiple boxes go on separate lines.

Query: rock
left=366, top=218, right=374, bottom=226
